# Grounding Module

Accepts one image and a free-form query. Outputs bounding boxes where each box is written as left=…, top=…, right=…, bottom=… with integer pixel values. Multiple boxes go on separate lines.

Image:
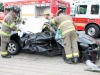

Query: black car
left=5, top=23, right=100, bottom=63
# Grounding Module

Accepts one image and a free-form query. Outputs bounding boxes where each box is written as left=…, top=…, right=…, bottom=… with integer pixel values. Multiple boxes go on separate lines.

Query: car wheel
left=85, top=24, right=100, bottom=38
left=7, top=40, right=20, bottom=55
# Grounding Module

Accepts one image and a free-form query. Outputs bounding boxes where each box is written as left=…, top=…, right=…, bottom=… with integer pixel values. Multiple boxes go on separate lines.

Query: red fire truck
left=0, top=5, right=4, bottom=25
left=71, top=1, right=100, bottom=38
left=0, top=12, right=4, bottom=24
left=3, top=0, right=70, bottom=19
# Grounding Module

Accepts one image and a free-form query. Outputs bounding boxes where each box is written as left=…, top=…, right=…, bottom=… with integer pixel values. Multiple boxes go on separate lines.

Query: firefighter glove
left=49, top=27, right=55, bottom=32
left=22, top=20, right=26, bottom=25
left=18, top=29, right=21, bottom=32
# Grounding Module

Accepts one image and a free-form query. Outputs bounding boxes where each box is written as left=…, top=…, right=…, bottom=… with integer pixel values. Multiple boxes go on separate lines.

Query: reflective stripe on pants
left=1, top=52, right=8, bottom=56
left=73, top=53, right=79, bottom=57
left=66, top=54, right=73, bottom=58
left=66, top=53, right=79, bottom=59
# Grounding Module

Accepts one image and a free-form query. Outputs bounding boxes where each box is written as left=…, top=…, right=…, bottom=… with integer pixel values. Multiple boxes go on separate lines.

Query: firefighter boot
left=67, top=58, right=73, bottom=64
left=1, top=54, right=11, bottom=58
left=64, top=58, right=73, bottom=64
left=73, top=57, right=78, bottom=64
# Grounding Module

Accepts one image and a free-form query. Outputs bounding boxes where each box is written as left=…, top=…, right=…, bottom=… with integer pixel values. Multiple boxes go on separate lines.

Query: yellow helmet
left=44, top=11, right=49, bottom=15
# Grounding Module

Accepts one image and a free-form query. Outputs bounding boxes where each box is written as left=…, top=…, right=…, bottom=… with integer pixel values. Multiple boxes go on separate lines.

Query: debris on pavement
left=85, top=60, right=100, bottom=72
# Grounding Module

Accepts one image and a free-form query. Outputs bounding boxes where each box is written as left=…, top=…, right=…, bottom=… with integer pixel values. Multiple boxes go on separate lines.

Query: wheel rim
left=88, top=27, right=95, bottom=36
left=8, top=43, right=17, bottom=53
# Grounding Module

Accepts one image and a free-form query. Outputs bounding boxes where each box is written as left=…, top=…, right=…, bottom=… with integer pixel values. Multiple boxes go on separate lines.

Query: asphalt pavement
left=0, top=31, right=100, bottom=75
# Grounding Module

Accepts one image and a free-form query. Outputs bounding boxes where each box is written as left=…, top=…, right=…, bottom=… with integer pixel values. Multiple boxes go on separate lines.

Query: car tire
left=7, top=40, right=20, bottom=55
left=85, top=24, right=100, bottom=38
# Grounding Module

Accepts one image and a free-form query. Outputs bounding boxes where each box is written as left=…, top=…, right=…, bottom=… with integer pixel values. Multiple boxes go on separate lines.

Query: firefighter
left=43, top=11, right=50, bottom=20
left=42, top=11, right=50, bottom=31
left=42, top=11, right=55, bottom=32
left=0, top=5, right=25, bottom=58
left=51, top=9, right=79, bottom=64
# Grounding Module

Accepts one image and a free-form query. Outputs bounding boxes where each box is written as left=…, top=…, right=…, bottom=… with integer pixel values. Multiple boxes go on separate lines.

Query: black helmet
left=5, top=6, right=12, bottom=10
left=56, top=9, right=64, bottom=16
left=11, top=5, right=20, bottom=13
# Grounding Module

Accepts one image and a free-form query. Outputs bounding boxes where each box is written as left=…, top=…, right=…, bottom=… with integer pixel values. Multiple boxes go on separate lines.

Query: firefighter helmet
left=11, top=5, right=20, bottom=13
left=5, top=6, right=12, bottom=10
left=44, top=11, right=49, bottom=15
left=56, top=9, right=64, bottom=16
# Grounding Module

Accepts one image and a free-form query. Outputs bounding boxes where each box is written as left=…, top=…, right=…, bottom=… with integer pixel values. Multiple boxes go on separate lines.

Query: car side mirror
left=70, top=9, right=75, bottom=16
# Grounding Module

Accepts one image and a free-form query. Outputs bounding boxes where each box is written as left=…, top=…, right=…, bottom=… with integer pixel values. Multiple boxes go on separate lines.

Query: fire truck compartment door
left=35, top=4, right=50, bottom=18
left=21, top=5, right=35, bottom=19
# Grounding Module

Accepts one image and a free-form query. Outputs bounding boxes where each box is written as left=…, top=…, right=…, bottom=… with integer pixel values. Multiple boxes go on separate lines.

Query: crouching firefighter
left=43, top=11, right=51, bottom=20
left=51, top=9, right=79, bottom=64
left=42, top=11, right=51, bottom=31
left=0, top=5, right=25, bottom=58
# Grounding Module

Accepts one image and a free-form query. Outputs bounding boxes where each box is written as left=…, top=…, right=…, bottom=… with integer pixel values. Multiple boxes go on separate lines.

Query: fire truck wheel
left=85, top=24, right=100, bottom=38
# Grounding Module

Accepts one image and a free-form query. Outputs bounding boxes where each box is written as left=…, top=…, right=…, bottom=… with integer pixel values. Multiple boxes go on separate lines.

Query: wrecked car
left=4, top=18, right=100, bottom=62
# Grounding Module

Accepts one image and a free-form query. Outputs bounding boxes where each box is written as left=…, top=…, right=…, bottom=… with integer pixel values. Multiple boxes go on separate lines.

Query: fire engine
left=71, top=1, right=100, bottom=38
left=3, top=0, right=70, bottom=19
left=0, top=5, right=4, bottom=25
left=0, top=12, right=4, bottom=24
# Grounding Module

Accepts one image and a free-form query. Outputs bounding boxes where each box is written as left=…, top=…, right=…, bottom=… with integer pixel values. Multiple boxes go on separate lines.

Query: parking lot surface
left=0, top=31, right=100, bottom=75
left=0, top=51, right=100, bottom=75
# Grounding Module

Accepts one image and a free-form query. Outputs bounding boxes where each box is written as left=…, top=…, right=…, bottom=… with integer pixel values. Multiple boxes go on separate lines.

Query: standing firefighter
left=51, top=9, right=79, bottom=64
left=0, top=5, right=25, bottom=58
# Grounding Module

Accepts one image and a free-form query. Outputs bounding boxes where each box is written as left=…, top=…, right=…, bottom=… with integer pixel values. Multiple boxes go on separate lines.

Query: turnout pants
left=62, top=30, right=79, bottom=59
left=1, top=35, right=10, bottom=56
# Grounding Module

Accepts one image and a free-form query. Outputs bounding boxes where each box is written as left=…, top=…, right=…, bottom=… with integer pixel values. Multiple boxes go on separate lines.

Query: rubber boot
left=1, top=54, right=11, bottom=58
left=73, top=57, right=78, bottom=64
left=64, top=58, right=73, bottom=64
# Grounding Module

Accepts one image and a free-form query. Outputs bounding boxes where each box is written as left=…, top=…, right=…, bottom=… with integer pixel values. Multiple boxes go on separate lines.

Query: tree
left=0, top=2, right=3, bottom=7
left=0, top=2, right=4, bottom=12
